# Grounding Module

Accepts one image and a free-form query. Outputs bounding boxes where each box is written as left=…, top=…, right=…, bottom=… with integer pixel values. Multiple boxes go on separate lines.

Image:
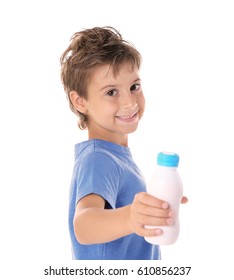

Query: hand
left=129, top=192, right=174, bottom=237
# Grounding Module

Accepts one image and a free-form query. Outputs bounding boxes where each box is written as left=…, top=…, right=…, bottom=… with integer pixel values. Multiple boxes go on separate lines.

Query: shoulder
left=74, top=140, right=120, bottom=171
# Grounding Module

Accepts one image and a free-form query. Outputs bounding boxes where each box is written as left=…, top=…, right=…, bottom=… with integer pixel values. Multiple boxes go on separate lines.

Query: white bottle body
left=144, top=165, right=183, bottom=245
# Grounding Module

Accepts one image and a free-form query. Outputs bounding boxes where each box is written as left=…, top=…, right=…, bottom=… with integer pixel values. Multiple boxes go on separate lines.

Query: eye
left=106, top=90, right=118, bottom=97
left=130, top=83, right=141, bottom=92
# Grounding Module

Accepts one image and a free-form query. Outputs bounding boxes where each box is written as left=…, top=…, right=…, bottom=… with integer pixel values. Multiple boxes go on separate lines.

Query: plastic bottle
left=144, top=151, right=183, bottom=245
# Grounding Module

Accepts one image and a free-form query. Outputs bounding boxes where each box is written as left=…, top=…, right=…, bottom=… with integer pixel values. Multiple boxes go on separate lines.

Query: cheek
left=138, top=94, right=145, bottom=110
left=93, top=104, right=116, bottom=119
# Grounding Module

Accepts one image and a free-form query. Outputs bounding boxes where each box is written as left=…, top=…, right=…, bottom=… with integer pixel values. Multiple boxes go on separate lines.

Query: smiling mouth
left=115, top=111, right=139, bottom=120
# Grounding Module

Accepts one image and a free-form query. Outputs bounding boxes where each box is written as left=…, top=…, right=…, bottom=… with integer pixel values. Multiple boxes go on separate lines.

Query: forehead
left=91, top=62, right=139, bottom=82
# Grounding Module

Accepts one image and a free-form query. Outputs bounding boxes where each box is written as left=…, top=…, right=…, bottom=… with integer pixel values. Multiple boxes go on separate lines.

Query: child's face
left=83, top=62, right=145, bottom=145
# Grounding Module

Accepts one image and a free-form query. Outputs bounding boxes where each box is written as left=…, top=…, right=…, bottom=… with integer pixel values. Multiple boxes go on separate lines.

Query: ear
left=69, top=91, right=87, bottom=114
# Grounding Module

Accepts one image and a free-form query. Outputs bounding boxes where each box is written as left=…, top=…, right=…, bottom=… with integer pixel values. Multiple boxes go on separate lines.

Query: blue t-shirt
left=69, top=139, right=160, bottom=260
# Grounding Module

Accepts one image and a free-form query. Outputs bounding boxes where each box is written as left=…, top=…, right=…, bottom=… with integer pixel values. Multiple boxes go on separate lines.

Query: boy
left=60, top=26, right=187, bottom=260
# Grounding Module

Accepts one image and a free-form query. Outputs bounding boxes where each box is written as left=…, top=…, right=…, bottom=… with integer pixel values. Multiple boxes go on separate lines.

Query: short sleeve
left=74, top=151, right=120, bottom=209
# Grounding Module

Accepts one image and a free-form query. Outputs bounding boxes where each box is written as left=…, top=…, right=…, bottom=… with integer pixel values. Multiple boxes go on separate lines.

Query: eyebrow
left=99, top=78, right=141, bottom=92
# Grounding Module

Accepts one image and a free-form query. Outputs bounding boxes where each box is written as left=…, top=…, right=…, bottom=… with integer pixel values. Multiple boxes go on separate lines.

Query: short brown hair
left=60, top=26, right=142, bottom=129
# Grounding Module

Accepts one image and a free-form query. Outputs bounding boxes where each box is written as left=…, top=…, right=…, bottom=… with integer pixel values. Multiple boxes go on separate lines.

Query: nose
left=121, top=91, right=137, bottom=110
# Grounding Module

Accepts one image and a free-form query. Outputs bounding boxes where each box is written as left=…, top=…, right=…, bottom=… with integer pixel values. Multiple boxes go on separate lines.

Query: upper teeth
left=119, top=115, right=132, bottom=119
left=117, top=112, right=137, bottom=119
left=118, top=114, right=135, bottom=119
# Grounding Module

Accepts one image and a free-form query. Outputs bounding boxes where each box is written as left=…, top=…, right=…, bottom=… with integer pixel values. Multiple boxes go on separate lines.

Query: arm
left=73, top=192, right=179, bottom=245
left=73, top=194, right=131, bottom=244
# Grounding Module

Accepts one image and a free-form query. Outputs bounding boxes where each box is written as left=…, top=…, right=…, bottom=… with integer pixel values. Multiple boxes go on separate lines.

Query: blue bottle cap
left=157, top=152, right=180, bottom=167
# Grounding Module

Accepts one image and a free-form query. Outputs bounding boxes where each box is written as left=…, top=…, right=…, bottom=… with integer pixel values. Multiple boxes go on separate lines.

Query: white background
left=0, top=0, right=233, bottom=279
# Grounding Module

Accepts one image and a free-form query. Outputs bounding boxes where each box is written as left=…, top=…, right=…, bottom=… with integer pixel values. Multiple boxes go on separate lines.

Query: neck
left=88, top=130, right=128, bottom=147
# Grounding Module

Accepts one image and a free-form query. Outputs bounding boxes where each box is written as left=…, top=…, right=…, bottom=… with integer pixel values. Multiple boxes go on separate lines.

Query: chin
left=121, top=125, right=139, bottom=135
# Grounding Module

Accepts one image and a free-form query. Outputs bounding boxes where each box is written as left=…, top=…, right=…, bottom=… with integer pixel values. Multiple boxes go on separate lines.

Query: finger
left=136, top=202, right=174, bottom=218
left=135, top=192, right=170, bottom=209
left=134, top=225, right=163, bottom=237
left=181, top=196, right=188, bottom=204
left=136, top=213, right=174, bottom=227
